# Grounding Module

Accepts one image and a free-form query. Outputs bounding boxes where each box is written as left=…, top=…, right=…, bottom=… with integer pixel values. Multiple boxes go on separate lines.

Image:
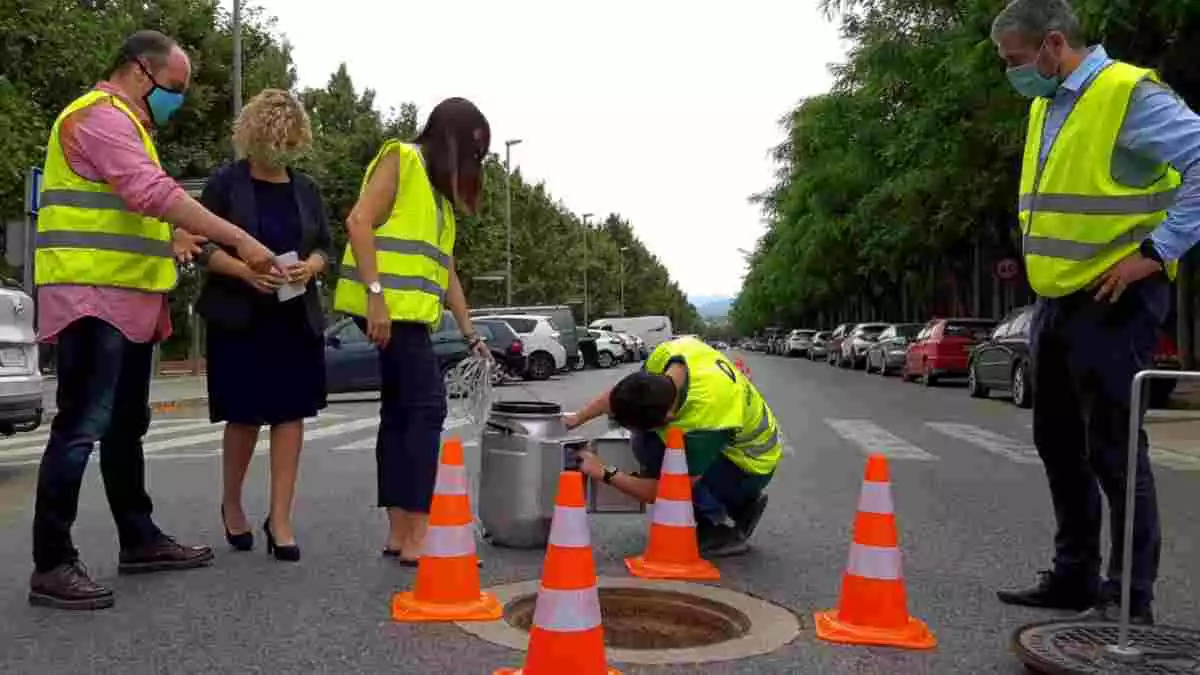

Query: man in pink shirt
left=30, top=30, right=276, bottom=611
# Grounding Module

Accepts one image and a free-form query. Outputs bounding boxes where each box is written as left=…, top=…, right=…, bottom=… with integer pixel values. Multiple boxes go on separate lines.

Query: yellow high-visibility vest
left=36, top=89, right=177, bottom=292
left=646, top=337, right=783, bottom=476
left=333, top=141, right=455, bottom=325
left=1019, top=60, right=1180, bottom=298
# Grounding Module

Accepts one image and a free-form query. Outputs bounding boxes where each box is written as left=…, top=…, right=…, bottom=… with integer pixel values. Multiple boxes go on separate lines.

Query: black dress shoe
left=1077, top=598, right=1155, bottom=626
left=119, top=536, right=214, bottom=574
left=733, top=494, right=769, bottom=539
left=698, top=522, right=750, bottom=558
left=29, top=561, right=114, bottom=611
left=996, top=570, right=1097, bottom=611
left=221, top=506, right=254, bottom=552
left=264, top=519, right=301, bottom=562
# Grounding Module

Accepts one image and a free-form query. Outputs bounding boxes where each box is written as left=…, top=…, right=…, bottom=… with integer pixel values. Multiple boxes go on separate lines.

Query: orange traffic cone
left=495, top=471, right=620, bottom=675
left=625, top=427, right=720, bottom=581
left=814, top=454, right=936, bottom=649
left=734, top=357, right=751, bottom=379
left=392, top=437, right=502, bottom=623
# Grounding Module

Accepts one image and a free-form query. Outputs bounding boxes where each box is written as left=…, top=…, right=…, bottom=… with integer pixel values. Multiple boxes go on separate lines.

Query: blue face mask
left=1005, top=45, right=1062, bottom=99
left=136, top=60, right=186, bottom=125
left=145, top=86, right=185, bottom=125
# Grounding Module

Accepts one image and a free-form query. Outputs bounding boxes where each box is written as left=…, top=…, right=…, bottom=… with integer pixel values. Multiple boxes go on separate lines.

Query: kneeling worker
left=565, top=336, right=779, bottom=557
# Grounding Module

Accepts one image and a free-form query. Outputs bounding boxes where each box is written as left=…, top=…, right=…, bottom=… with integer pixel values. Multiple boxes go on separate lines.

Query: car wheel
left=967, top=361, right=987, bottom=398
left=597, top=351, right=615, bottom=369
left=921, top=361, right=937, bottom=387
left=1011, top=362, right=1032, bottom=408
left=571, top=357, right=585, bottom=372
left=525, top=352, right=555, bottom=381
left=879, top=359, right=889, bottom=377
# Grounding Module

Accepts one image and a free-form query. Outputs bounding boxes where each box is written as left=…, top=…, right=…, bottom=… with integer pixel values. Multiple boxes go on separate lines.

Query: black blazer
left=195, top=160, right=332, bottom=336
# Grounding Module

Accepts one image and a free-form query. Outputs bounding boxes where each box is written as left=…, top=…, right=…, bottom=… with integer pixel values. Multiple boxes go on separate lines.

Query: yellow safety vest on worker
left=1019, top=61, right=1180, bottom=299
left=36, top=90, right=177, bottom=292
left=333, top=141, right=456, bottom=325
left=646, top=337, right=782, bottom=476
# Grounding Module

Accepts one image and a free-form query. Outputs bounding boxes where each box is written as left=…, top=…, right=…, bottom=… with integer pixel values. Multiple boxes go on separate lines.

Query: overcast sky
left=231, top=1, right=847, bottom=300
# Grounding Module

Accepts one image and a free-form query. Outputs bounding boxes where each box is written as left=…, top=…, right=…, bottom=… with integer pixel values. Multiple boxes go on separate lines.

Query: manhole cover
left=456, top=577, right=800, bottom=665
left=1013, top=620, right=1200, bottom=674
left=505, top=587, right=750, bottom=650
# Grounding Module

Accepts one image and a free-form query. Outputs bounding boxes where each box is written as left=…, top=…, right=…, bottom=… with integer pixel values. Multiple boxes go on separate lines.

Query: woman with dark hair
left=332, top=98, right=491, bottom=563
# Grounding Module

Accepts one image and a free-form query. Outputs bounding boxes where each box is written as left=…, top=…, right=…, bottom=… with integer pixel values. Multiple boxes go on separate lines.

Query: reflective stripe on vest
left=1018, top=61, right=1180, bottom=298
left=36, top=90, right=176, bottom=292
left=333, top=141, right=455, bottom=324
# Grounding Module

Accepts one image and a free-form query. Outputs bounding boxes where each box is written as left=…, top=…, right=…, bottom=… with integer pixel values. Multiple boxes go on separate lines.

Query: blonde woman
left=194, top=89, right=331, bottom=562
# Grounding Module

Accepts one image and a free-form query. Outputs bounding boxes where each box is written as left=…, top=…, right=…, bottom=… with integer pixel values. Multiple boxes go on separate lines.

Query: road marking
left=0, top=419, right=218, bottom=459
left=330, top=417, right=474, bottom=452
left=1149, top=447, right=1200, bottom=472
left=925, top=422, right=1042, bottom=465
left=824, top=419, right=938, bottom=461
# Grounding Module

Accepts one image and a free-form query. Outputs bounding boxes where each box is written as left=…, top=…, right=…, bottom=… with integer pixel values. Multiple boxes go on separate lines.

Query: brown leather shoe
left=118, top=536, right=214, bottom=575
left=29, top=561, right=114, bottom=610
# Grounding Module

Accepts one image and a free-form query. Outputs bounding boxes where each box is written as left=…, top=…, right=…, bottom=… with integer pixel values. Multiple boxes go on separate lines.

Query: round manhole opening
left=504, top=587, right=751, bottom=650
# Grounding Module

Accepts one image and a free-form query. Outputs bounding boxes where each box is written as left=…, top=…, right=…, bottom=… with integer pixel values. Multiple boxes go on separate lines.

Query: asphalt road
left=1, top=353, right=1198, bottom=674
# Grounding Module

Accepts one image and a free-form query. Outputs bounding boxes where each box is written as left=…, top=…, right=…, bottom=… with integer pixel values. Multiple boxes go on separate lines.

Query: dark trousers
left=32, top=318, right=162, bottom=572
left=1031, top=275, right=1168, bottom=608
left=374, top=322, right=447, bottom=513
left=632, top=430, right=772, bottom=527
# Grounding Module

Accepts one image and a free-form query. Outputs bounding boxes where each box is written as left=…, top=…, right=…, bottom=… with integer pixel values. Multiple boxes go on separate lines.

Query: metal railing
left=1109, top=369, right=1200, bottom=660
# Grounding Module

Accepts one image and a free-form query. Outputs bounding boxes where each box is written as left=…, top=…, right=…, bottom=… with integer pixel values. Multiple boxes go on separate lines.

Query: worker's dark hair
left=416, top=97, right=491, bottom=211
left=609, top=372, right=678, bottom=431
left=109, top=30, right=176, bottom=78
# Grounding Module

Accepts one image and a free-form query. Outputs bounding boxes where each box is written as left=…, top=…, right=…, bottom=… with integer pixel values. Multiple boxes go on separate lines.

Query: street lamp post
left=618, top=246, right=630, bottom=315
left=232, top=0, right=242, bottom=114
left=581, top=213, right=594, bottom=325
left=504, top=139, right=522, bottom=306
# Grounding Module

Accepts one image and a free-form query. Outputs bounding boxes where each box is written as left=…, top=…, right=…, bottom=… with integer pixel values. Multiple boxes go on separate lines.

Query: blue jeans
left=32, top=318, right=162, bottom=571
left=631, top=429, right=772, bottom=527
left=1031, top=275, right=1168, bottom=608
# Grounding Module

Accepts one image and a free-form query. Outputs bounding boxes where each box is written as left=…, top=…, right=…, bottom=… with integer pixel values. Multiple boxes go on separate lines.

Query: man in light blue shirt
left=991, top=0, right=1200, bottom=626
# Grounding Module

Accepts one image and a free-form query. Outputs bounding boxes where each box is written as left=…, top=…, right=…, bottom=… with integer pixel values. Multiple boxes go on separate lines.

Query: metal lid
left=490, top=400, right=562, bottom=416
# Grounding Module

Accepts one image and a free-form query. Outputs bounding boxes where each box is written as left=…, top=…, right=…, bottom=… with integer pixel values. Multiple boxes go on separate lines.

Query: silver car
left=0, top=280, right=43, bottom=434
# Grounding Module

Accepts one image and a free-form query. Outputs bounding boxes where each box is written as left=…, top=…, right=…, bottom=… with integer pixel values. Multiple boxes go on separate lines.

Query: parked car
left=613, top=332, right=639, bottom=362
left=808, top=331, right=832, bottom=360
left=825, top=324, right=853, bottom=366
left=589, top=315, right=673, bottom=350
left=839, top=323, right=891, bottom=369
left=632, top=335, right=650, bottom=360
left=474, top=314, right=567, bottom=380
left=903, top=317, right=998, bottom=386
left=471, top=317, right=529, bottom=382
left=588, top=329, right=627, bottom=368
left=471, top=305, right=581, bottom=370
left=324, top=311, right=508, bottom=394
left=0, top=280, right=43, bottom=435
left=865, top=323, right=923, bottom=376
left=784, top=329, right=817, bottom=357
left=969, top=305, right=1182, bottom=408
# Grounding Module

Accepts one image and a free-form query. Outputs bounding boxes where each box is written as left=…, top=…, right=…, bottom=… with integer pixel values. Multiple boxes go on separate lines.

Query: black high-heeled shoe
left=221, top=506, right=254, bottom=551
left=263, top=518, right=301, bottom=562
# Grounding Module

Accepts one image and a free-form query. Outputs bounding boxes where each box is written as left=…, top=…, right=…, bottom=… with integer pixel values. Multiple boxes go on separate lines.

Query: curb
left=43, top=396, right=209, bottom=423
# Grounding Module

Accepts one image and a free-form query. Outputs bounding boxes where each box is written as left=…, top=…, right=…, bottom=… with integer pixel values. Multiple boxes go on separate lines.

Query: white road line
left=1149, top=447, right=1200, bottom=472
left=925, top=422, right=1042, bottom=465
left=0, top=420, right=218, bottom=459
left=825, top=419, right=939, bottom=461
left=141, top=415, right=377, bottom=454
left=0, top=417, right=207, bottom=451
left=330, top=417, right=474, bottom=452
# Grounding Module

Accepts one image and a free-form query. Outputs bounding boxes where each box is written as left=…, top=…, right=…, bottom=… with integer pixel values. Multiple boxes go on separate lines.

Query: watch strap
left=602, top=465, right=619, bottom=484
left=1140, top=238, right=1165, bottom=270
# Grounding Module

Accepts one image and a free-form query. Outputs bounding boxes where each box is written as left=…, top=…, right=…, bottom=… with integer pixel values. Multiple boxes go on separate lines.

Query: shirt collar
left=95, top=81, right=151, bottom=126
left=1060, top=45, right=1110, bottom=93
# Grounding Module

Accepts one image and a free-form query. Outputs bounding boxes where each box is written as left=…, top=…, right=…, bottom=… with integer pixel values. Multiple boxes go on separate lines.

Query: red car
left=903, top=317, right=998, bottom=386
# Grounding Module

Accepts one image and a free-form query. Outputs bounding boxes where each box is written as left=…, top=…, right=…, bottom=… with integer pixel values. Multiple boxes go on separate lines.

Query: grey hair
left=991, top=0, right=1085, bottom=47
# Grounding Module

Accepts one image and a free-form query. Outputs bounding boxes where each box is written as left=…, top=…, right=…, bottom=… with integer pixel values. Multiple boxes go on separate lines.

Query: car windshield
left=944, top=320, right=996, bottom=340
left=897, top=324, right=921, bottom=338
left=855, top=325, right=887, bottom=337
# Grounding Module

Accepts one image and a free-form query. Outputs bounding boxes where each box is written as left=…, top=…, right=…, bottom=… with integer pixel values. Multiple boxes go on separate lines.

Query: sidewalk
left=41, top=375, right=208, bottom=417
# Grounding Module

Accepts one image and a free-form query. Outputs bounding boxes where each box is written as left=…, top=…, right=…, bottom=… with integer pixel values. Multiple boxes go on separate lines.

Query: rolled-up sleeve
left=1119, top=81, right=1200, bottom=262
left=62, top=104, right=187, bottom=218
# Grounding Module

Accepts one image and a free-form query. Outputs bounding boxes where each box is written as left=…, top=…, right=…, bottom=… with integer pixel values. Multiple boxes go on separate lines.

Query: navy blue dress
left=205, top=179, right=327, bottom=426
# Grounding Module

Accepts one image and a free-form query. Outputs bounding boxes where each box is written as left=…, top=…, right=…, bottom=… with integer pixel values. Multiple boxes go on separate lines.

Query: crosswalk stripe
left=0, top=419, right=218, bottom=459
left=142, top=417, right=382, bottom=455
left=1149, top=447, right=1200, bottom=471
left=925, top=422, right=1042, bottom=465
left=824, top=419, right=938, bottom=461
left=0, top=417, right=208, bottom=451
left=330, top=416, right=474, bottom=452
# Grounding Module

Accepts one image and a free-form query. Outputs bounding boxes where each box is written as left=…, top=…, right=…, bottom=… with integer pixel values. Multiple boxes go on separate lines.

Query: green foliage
left=733, top=0, right=1200, bottom=335
left=0, top=0, right=701, bottom=355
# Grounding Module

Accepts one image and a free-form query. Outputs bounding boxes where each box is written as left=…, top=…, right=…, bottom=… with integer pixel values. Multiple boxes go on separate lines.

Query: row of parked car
left=744, top=306, right=1183, bottom=408
left=323, top=305, right=653, bottom=395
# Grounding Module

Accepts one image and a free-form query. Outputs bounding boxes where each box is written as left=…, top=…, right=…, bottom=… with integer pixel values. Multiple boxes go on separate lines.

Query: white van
left=588, top=315, right=673, bottom=350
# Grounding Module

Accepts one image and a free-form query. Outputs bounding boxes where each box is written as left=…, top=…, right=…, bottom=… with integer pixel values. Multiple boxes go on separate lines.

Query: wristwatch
left=367, top=281, right=384, bottom=295
left=1139, top=239, right=1166, bottom=272
left=601, top=465, right=619, bottom=484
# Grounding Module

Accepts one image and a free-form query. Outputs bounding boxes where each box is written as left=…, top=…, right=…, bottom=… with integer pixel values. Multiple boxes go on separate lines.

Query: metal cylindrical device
left=479, top=400, right=585, bottom=548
